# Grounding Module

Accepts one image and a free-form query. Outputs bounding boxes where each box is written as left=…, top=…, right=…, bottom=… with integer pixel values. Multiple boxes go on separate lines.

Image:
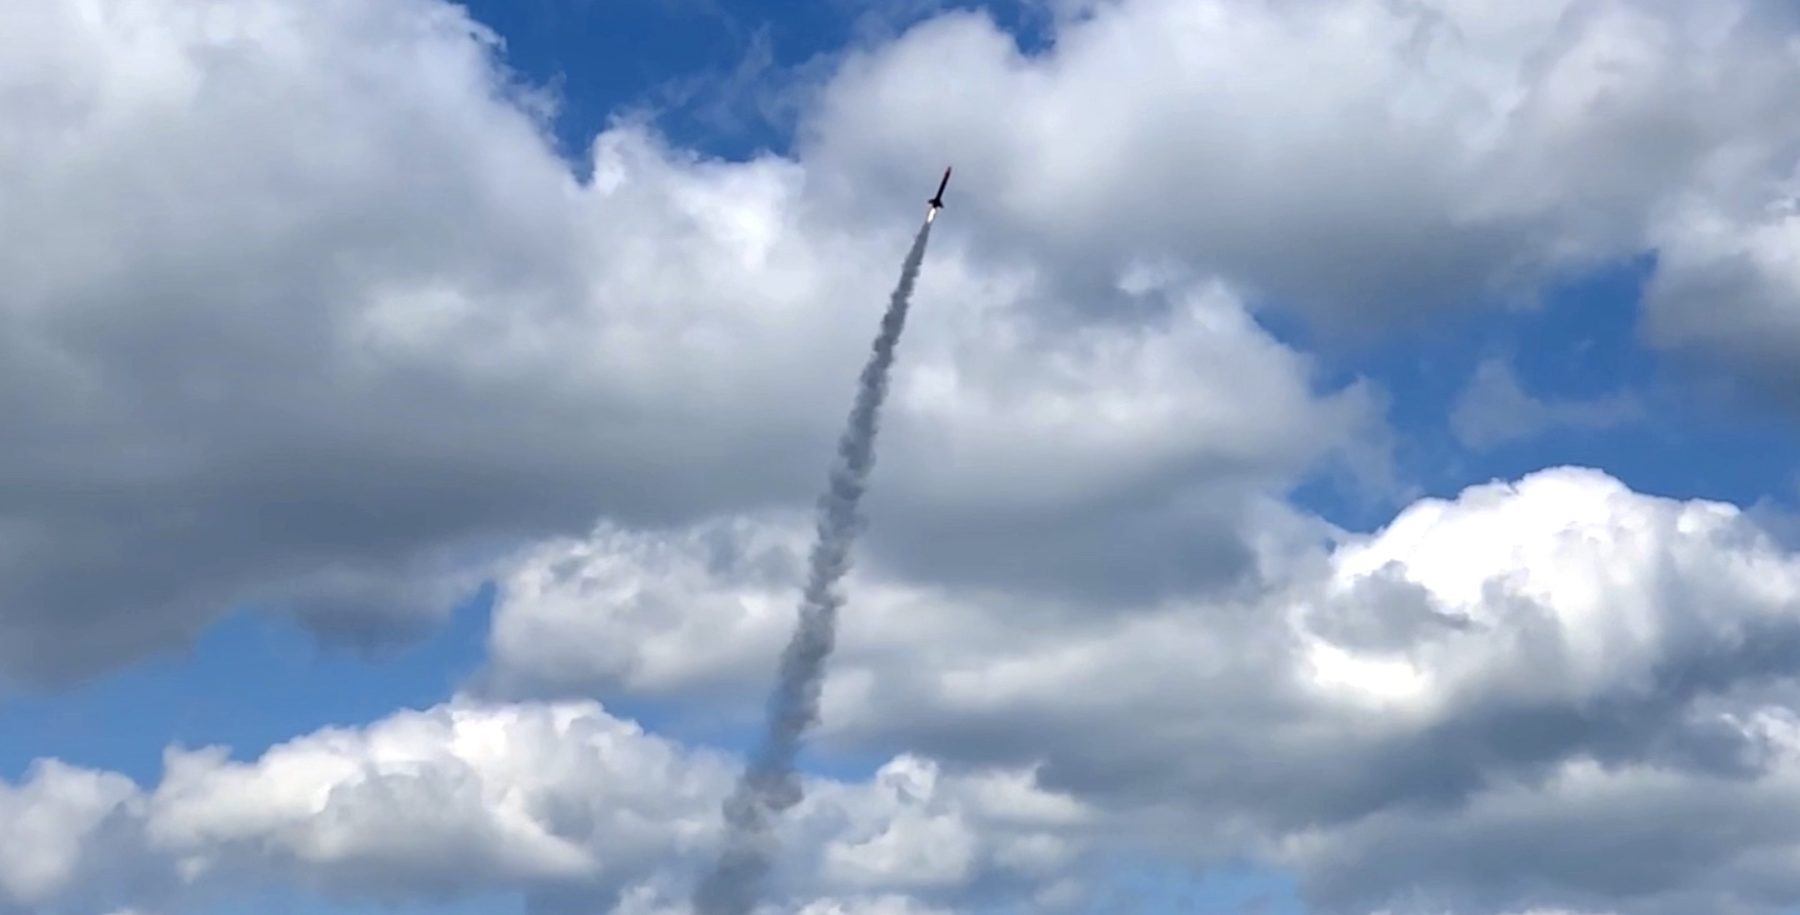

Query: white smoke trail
left=693, top=217, right=936, bottom=914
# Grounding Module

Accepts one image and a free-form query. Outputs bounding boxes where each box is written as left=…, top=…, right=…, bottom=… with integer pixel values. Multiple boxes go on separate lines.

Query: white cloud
left=802, top=0, right=1800, bottom=395
left=5, top=0, right=1800, bottom=684
left=10, top=468, right=1800, bottom=913
left=0, top=0, right=1372, bottom=686
left=808, top=754, right=1083, bottom=893
left=808, top=1, right=1749, bottom=304
left=0, top=761, right=139, bottom=910
left=1644, top=195, right=1800, bottom=395
left=0, top=700, right=1087, bottom=914
left=485, top=467, right=1800, bottom=913
left=14, top=0, right=1800, bottom=690
left=791, top=898, right=951, bottom=915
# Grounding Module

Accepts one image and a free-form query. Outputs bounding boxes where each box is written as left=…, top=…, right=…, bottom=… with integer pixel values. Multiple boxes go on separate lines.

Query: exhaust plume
left=693, top=217, right=936, bottom=914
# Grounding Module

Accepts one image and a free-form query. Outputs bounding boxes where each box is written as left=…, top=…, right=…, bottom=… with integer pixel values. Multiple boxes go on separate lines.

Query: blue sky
left=1289, top=255, right=1800, bottom=528
left=11, top=1, right=1800, bottom=913
left=459, top=0, right=1055, bottom=161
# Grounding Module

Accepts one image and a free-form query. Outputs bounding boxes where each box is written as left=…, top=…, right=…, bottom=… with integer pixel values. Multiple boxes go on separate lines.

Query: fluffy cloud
left=1643, top=194, right=1800, bottom=398
left=12, top=468, right=1800, bottom=913
left=0, top=0, right=1372, bottom=684
left=802, top=0, right=1800, bottom=389
left=13, top=0, right=1800, bottom=687
left=0, top=761, right=141, bottom=913
left=143, top=701, right=720, bottom=898
left=487, top=467, right=1800, bottom=913
left=18, top=0, right=1800, bottom=912
left=0, top=699, right=1089, bottom=914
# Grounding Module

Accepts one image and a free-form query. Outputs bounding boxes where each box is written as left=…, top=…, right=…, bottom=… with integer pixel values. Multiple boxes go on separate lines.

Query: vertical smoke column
left=694, top=215, right=936, bottom=914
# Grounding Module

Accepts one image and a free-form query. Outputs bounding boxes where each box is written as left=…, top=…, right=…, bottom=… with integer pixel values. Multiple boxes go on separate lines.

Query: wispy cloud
left=1450, top=357, right=1644, bottom=451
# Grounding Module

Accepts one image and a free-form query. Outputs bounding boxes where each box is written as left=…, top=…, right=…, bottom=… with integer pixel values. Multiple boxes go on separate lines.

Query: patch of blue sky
left=189, top=890, right=524, bottom=915
left=1285, top=253, right=1800, bottom=533
left=1083, top=860, right=1308, bottom=915
left=460, top=0, right=1052, bottom=164
left=0, top=587, right=490, bottom=783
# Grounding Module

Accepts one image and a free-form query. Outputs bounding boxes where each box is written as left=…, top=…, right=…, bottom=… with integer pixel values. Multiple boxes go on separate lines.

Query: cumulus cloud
left=1643, top=194, right=1800, bottom=398
left=799, top=0, right=1800, bottom=416
left=18, top=0, right=1800, bottom=911
left=13, top=0, right=1800, bottom=688
left=12, top=469, right=1800, bottom=913
left=0, top=0, right=1374, bottom=686
left=805, top=0, right=1799, bottom=311
left=143, top=701, right=719, bottom=899
left=485, top=467, right=1800, bottom=913
left=0, top=699, right=1088, bottom=914
left=0, top=761, right=141, bottom=913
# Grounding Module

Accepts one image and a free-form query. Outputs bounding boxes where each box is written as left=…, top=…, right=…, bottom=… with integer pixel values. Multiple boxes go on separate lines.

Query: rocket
left=927, top=167, right=952, bottom=211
